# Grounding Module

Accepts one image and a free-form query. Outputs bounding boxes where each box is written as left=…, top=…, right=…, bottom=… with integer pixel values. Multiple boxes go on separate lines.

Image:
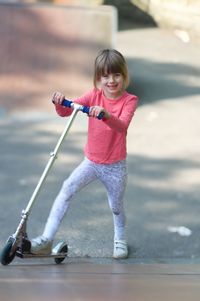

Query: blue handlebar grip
left=62, top=99, right=73, bottom=108
left=97, top=111, right=105, bottom=120
left=82, top=106, right=90, bottom=115
left=56, top=98, right=104, bottom=120
left=82, top=106, right=104, bottom=120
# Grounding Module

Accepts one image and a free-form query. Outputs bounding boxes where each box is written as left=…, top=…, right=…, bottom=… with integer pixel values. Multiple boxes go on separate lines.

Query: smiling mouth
left=107, top=85, right=118, bottom=89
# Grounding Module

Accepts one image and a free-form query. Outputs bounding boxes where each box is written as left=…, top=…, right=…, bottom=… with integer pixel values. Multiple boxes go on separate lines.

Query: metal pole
left=24, top=109, right=79, bottom=215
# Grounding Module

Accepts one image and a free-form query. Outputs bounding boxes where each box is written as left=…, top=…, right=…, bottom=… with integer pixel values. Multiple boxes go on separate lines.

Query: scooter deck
left=16, top=241, right=68, bottom=259
left=16, top=251, right=68, bottom=259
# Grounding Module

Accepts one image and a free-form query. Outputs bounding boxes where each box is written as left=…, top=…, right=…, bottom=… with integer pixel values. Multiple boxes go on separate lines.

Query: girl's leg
left=98, top=161, right=128, bottom=259
left=98, top=161, right=127, bottom=241
left=42, top=158, right=97, bottom=241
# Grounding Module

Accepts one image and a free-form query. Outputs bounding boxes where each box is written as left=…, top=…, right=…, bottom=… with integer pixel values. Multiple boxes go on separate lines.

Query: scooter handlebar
left=61, top=99, right=104, bottom=120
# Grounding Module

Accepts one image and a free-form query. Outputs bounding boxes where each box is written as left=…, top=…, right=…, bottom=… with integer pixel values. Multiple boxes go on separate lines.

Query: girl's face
left=100, top=72, right=124, bottom=99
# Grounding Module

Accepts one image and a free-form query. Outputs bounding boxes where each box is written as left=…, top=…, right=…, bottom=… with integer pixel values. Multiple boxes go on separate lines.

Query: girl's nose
left=108, top=74, right=115, bottom=82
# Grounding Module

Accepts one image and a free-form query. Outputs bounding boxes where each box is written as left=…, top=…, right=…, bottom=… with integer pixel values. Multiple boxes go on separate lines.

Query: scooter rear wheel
left=54, top=244, right=68, bottom=264
left=1, top=240, right=16, bottom=265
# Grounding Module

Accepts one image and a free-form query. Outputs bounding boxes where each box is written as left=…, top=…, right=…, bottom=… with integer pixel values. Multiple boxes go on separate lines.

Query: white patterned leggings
left=43, top=157, right=128, bottom=242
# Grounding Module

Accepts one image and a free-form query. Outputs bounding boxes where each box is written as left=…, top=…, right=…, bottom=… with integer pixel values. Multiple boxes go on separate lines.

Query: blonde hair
left=93, top=49, right=129, bottom=89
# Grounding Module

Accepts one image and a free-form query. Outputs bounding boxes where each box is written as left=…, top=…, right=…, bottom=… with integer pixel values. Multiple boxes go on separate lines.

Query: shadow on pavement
left=127, top=58, right=200, bottom=105
left=0, top=116, right=200, bottom=260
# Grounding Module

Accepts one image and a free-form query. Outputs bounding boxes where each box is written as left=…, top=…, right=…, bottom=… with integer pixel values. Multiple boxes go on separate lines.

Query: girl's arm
left=104, top=96, right=138, bottom=132
left=52, top=92, right=72, bottom=117
left=52, top=90, right=93, bottom=117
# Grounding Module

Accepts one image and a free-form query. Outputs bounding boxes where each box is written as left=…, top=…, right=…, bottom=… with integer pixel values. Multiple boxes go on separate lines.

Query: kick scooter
left=0, top=100, right=104, bottom=265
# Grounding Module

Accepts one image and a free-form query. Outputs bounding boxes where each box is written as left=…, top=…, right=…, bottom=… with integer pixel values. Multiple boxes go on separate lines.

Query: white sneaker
left=113, top=240, right=128, bottom=259
left=31, top=236, right=53, bottom=255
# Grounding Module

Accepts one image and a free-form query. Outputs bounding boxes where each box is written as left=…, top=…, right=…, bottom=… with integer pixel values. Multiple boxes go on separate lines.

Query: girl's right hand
left=52, top=91, right=65, bottom=105
left=89, top=106, right=110, bottom=119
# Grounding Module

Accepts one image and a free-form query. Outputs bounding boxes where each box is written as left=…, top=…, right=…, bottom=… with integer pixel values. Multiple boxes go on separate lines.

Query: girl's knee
left=62, top=179, right=77, bottom=197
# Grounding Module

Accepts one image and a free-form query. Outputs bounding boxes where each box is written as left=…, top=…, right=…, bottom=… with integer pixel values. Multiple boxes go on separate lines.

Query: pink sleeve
left=54, top=104, right=73, bottom=117
left=104, top=96, right=138, bottom=132
left=72, top=89, right=95, bottom=106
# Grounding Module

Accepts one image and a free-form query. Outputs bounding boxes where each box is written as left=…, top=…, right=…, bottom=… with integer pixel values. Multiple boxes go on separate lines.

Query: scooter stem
left=24, top=108, right=79, bottom=215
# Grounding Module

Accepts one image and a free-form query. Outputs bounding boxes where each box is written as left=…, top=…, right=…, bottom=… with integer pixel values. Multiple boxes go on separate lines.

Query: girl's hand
left=52, top=92, right=65, bottom=105
left=89, top=106, right=110, bottom=119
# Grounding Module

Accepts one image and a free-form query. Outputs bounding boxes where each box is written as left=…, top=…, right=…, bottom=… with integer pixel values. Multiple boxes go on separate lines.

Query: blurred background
left=0, top=0, right=200, bottom=261
left=0, top=0, right=200, bottom=113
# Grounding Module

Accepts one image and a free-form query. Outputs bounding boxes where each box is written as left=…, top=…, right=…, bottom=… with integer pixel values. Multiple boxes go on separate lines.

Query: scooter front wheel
left=1, top=239, right=16, bottom=265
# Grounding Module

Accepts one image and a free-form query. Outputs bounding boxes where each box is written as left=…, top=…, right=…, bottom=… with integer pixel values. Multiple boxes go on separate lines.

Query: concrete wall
left=0, top=3, right=117, bottom=114
left=62, top=0, right=200, bottom=41
left=131, top=0, right=200, bottom=41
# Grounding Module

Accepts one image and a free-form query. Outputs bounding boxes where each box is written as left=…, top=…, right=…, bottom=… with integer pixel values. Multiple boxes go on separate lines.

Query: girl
left=31, top=49, right=138, bottom=259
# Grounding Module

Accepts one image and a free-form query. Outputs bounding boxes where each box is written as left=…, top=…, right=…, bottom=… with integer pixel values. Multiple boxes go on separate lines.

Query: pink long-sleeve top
left=55, top=88, right=138, bottom=164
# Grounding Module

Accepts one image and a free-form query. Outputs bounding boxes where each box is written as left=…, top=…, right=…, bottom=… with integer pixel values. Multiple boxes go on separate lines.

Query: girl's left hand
left=89, top=106, right=110, bottom=119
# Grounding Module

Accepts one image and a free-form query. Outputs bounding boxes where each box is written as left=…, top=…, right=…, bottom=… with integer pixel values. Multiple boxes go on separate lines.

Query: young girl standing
left=31, top=49, right=138, bottom=259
